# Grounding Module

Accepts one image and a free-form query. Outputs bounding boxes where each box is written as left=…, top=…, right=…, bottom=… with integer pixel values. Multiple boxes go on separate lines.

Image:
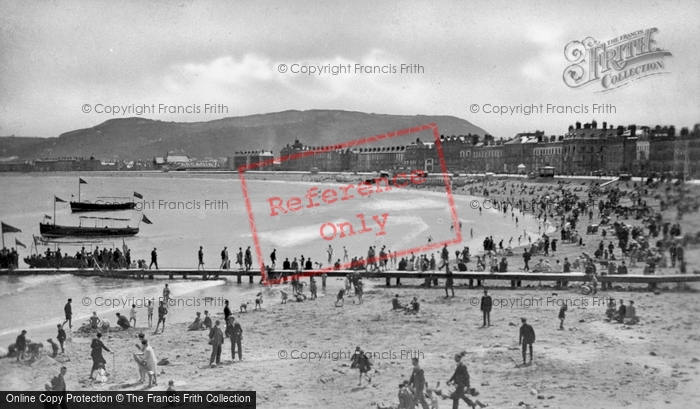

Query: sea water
left=0, top=172, right=539, bottom=347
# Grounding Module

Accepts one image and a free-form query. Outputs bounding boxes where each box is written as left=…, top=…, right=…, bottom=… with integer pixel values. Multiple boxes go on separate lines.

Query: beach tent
left=517, top=164, right=526, bottom=174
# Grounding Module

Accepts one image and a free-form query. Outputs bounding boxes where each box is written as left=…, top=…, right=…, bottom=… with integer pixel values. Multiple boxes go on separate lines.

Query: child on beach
left=425, top=381, right=441, bottom=409
left=129, top=304, right=137, bottom=327
left=47, top=338, right=59, bottom=358
left=91, top=362, right=108, bottom=383
left=56, top=324, right=66, bottom=354
left=89, top=312, right=101, bottom=331
left=309, top=278, right=317, bottom=300
left=336, top=288, right=345, bottom=307
left=166, top=380, right=177, bottom=403
left=255, top=292, right=263, bottom=310
left=356, top=279, right=364, bottom=305
left=147, top=300, right=154, bottom=328
left=559, top=304, right=567, bottom=330
left=280, top=290, right=288, bottom=304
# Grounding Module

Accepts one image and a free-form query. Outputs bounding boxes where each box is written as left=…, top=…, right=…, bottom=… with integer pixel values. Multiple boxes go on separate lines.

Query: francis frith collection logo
left=563, top=28, right=672, bottom=92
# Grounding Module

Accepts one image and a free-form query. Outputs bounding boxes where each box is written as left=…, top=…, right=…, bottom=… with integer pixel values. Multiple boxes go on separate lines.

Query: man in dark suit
left=448, top=352, right=476, bottom=408
left=519, top=318, right=536, bottom=365
left=63, top=299, right=72, bottom=330
left=150, top=248, right=158, bottom=270
left=209, top=320, right=224, bottom=366
left=226, top=316, right=243, bottom=361
left=481, top=290, right=492, bottom=327
left=408, top=357, right=429, bottom=409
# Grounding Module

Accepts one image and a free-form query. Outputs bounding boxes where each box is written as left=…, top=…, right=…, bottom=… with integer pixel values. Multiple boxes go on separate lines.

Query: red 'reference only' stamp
left=238, top=123, right=461, bottom=285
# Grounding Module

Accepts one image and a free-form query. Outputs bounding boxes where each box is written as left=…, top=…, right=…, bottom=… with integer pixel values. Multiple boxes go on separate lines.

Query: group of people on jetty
left=0, top=247, right=19, bottom=269
left=22, top=245, right=135, bottom=270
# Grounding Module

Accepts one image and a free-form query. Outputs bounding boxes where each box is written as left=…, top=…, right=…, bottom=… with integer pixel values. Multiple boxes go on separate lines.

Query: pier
left=1, top=268, right=698, bottom=289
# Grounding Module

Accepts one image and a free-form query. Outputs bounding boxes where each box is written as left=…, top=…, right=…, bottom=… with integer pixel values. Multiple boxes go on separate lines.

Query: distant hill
left=0, top=110, right=488, bottom=160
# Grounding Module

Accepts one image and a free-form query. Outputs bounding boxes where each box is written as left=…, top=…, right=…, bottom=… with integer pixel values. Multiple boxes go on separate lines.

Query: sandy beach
left=1, top=280, right=699, bottom=409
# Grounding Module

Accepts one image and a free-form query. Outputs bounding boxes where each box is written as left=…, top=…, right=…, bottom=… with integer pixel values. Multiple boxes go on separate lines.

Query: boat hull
left=40, top=223, right=139, bottom=238
left=23, top=256, right=83, bottom=268
left=70, top=201, right=136, bottom=212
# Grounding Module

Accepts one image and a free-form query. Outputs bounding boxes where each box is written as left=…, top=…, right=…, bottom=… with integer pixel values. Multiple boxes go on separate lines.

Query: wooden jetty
left=1, top=268, right=699, bottom=289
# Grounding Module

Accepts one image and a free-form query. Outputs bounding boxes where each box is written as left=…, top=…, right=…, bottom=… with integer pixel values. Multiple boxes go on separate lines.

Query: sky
left=1, top=0, right=698, bottom=138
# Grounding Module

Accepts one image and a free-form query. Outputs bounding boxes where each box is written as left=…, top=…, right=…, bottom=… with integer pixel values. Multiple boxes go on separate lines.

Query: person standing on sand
left=481, top=290, right=492, bottom=327
left=408, top=357, right=430, bottom=409
left=162, top=284, right=171, bottom=306
left=56, top=324, right=66, bottom=354
left=141, top=339, right=158, bottom=386
left=198, top=246, right=205, bottom=271
left=336, top=288, right=345, bottom=307
left=519, top=318, right=536, bottom=365
left=356, top=279, right=364, bottom=305
left=327, top=245, right=333, bottom=264
left=147, top=300, right=154, bottom=328
left=63, top=298, right=73, bottom=330
left=154, top=301, right=167, bottom=333
left=559, top=304, right=567, bottom=330
left=15, top=330, right=27, bottom=361
left=226, top=316, right=243, bottom=361
left=129, top=304, right=137, bottom=327
left=208, top=320, right=224, bottom=366
left=445, top=267, right=455, bottom=298
left=350, top=347, right=372, bottom=386
left=270, top=249, right=276, bottom=268
left=90, top=332, right=112, bottom=379
left=343, top=246, right=349, bottom=262
left=223, top=300, right=231, bottom=334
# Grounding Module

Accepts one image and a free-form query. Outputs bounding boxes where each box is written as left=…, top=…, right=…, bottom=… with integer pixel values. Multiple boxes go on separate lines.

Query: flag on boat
left=15, top=238, right=26, bottom=248
left=33, top=235, right=41, bottom=246
left=79, top=178, right=88, bottom=184
left=134, top=191, right=143, bottom=199
left=44, top=214, right=52, bottom=220
left=141, top=214, right=153, bottom=225
left=1, top=222, right=22, bottom=234
left=55, top=196, right=66, bottom=203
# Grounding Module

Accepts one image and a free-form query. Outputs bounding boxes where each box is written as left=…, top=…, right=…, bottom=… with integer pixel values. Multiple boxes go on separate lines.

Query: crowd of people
left=0, top=247, right=19, bottom=269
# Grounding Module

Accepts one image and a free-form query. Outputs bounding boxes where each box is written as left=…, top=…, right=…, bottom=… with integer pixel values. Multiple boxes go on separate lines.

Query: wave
left=360, top=197, right=449, bottom=212
left=0, top=274, right=72, bottom=297
left=0, top=278, right=227, bottom=340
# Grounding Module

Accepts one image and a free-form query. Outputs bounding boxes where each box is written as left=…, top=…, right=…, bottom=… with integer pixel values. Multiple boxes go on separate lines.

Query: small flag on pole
left=141, top=214, right=153, bottom=225
left=44, top=214, right=52, bottom=220
left=54, top=196, right=66, bottom=203
left=1, top=222, right=22, bottom=234
left=79, top=178, right=88, bottom=184
left=15, top=238, right=26, bottom=248
left=133, top=192, right=143, bottom=199
left=33, top=235, right=41, bottom=246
